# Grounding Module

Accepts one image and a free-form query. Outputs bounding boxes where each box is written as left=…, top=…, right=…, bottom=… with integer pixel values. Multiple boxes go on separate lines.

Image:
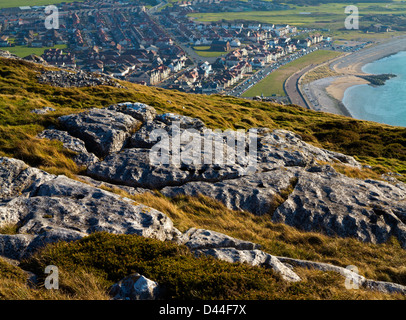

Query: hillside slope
left=0, top=52, right=406, bottom=300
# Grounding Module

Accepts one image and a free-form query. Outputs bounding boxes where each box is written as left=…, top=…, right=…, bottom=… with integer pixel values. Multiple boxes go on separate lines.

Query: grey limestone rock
left=179, top=227, right=301, bottom=282
left=108, top=102, right=157, bottom=123
left=37, top=69, right=123, bottom=88
left=23, top=54, right=47, bottom=65
left=59, top=108, right=141, bottom=157
left=0, top=234, right=35, bottom=260
left=38, top=129, right=99, bottom=167
left=161, top=168, right=298, bottom=216
left=0, top=50, right=20, bottom=60
left=87, top=147, right=245, bottom=190
left=195, top=247, right=301, bottom=282
left=129, top=120, right=170, bottom=148
left=277, top=256, right=406, bottom=295
left=0, top=228, right=85, bottom=261
left=0, top=157, right=182, bottom=259
left=109, top=273, right=162, bottom=300
left=272, top=169, right=406, bottom=247
left=0, top=157, right=55, bottom=201
left=11, top=175, right=181, bottom=241
left=155, top=112, right=206, bottom=131
left=77, top=175, right=150, bottom=196
left=179, top=228, right=261, bottom=250
left=31, top=107, right=55, bottom=115
left=257, top=129, right=360, bottom=168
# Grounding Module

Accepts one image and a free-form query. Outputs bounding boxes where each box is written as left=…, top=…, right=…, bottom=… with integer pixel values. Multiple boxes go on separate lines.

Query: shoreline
left=330, top=34, right=406, bottom=75
left=304, top=34, right=406, bottom=117
left=301, top=76, right=354, bottom=116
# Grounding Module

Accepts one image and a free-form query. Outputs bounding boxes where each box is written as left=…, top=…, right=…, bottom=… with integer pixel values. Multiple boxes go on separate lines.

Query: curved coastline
left=342, top=51, right=406, bottom=127
left=304, top=34, right=406, bottom=117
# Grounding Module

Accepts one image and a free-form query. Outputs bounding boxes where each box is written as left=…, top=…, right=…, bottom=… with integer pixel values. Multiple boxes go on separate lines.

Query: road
left=228, top=45, right=324, bottom=97
left=148, top=0, right=168, bottom=14
left=283, top=64, right=315, bottom=108
left=228, top=62, right=280, bottom=97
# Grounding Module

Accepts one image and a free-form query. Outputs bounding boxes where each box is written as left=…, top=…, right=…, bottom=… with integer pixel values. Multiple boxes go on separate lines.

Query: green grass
left=192, top=45, right=229, bottom=57
left=242, top=50, right=342, bottom=97
left=0, top=223, right=19, bottom=235
left=188, top=2, right=406, bottom=39
left=0, top=0, right=82, bottom=8
left=301, top=64, right=340, bottom=84
left=5, top=44, right=67, bottom=58
left=0, top=256, right=110, bottom=300
left=18, top=232, right=405, bottom=300
left=189, top=2, right=406, bottom=23
left=0, top=259, right=27, bottom=282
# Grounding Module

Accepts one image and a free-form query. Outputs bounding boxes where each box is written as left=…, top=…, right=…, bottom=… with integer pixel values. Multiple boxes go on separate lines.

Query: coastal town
left=0, top=0, right=328, bottom=96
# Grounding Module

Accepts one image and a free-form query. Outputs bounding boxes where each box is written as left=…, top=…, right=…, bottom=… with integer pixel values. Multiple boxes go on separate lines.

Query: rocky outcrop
left=154, top=112, right=206, bottom=131
left=256, top=128, right=360, bottom=168
left=37, top=69, right=123, bottom=88
left=179, top=228, right=301, bottom=282
left=23, top=54, right=47, bottom=65
left=0, top=229, right=85, bottom=260
left=87, top=148, right=245, bottom=189
left=272, top=168, right=406, bottom=248
left=4, top=100, right=406, bottom=295
left=0, top=157, right=181, bottom=259
left=178, top=228, right=261, bottom=251
left=277, top=256, right=406, bottom=295
left=165, top=164, right=406, bottom=247
left=34, top=103, right=406, bottom=249
left=196, top=248, right=301, bottom=282
left=0, top=157, right=301, bottom=282
left=161, top=169, right=299, bottom=216
left=86, top=110, right=250, bottom=188
left=3, top=176, right=178, bottom=240
left=2, top=156, right=406, bottom=294
left=0, top=50, right=20, bottom=60
left=129, top=120, right=169, bottom=148
left=77, top=175, right=149, bottom=196
left=0, top=234, right=35, bottom=260
left=108, top=102, right=157, bottom=123
left=0, top=157, right=53, bottom=201
left=58, top=108, right=141, bottom=158
left=84, top=108, right=361, bottom=192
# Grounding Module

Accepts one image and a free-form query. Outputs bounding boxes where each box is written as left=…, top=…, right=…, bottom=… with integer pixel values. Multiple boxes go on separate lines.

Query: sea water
left=342, top=51, right=406, bottom=127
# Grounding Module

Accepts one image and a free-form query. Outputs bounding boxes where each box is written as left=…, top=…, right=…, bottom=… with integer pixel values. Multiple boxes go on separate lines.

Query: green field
left=192, top=45, right=229, bottom=57
left=242, top=49, right=342, bottom=97
left=189, top=2, right=406, bottom=39
left=0, top=0, right=82, bottom=8
left=4, top=44, right=67, bottom=58
left=189, top=2, right=406, bottom=24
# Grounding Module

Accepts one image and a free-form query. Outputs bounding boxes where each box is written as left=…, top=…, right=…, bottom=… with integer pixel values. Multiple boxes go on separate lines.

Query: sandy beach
left=303, top=34, right=406, bottom=116
left=331, top=34, right=406, bottom=74
left=325, top=75, right=369, bottom=101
